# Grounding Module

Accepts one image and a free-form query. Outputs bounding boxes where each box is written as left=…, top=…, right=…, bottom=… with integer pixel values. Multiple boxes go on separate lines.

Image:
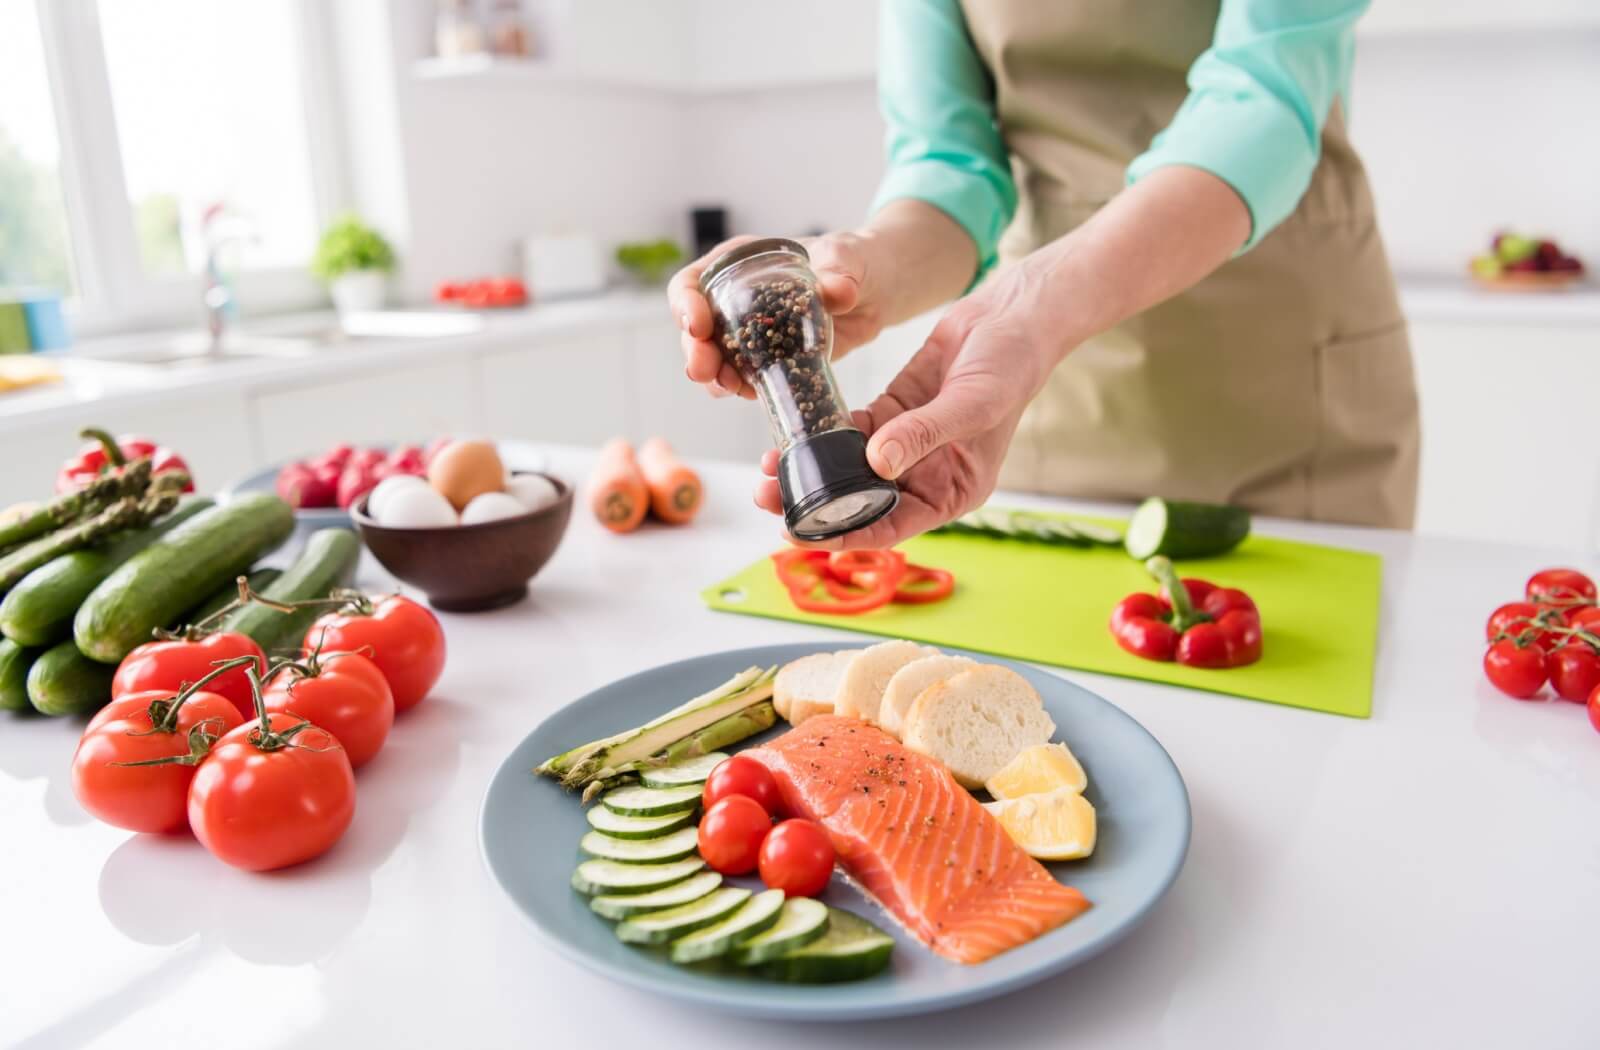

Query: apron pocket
left=1311, top=321, right=1421, bottom=528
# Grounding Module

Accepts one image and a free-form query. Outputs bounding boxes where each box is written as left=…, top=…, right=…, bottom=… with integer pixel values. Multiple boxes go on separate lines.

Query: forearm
left=852, top=200, right=979, bottom=327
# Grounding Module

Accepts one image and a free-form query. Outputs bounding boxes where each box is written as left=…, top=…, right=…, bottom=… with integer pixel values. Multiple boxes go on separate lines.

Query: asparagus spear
left=0, top=458, right=154, bottom=550
left=578, top=701, right=779, bottom=804
left=0, top=469, right=187, bottom=594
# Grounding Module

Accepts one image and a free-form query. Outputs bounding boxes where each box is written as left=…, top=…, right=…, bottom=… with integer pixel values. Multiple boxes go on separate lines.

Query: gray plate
left=479, top=642, right=1190, bottom=1021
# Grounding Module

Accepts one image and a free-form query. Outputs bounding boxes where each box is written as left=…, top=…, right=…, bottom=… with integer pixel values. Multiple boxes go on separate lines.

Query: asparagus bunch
left=577, top=700, right=779, bottom=804
left=0, top=458, right=155, bottom=551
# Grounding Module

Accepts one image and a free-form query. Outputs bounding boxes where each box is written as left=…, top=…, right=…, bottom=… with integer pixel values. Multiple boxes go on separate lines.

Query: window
left=0, top=1, right=77, bottom=293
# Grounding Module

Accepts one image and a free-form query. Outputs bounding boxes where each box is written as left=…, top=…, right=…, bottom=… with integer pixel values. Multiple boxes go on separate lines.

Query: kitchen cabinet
left=480, top=332, right=630, bottom=447
left=625, top=319, right=767, bottom=462
left=251, top=359, right=475, bottom=464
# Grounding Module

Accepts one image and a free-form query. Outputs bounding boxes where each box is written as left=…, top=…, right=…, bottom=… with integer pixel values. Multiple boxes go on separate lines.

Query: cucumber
left=591, top=870, right=723, bottom=921
left=757, top=907, right=894, bottom=984
left=731, top=896, right=830, bottom=965
left=0, top=498, right=213, bottom=647
left=216, top=528, right=360, bottom=656
left=74, top=494, right=295, bottom=663
left=668, top=888, right=785, bottom=963
left=27, top=639, right=117, bottom=717
left=1123, top=497, right=1251, bottom=560
left=571, top=856, right=706, bottom=896
left=0, top=638, right=38, bottom=712
left=184, top=567, right=283, bottom=626
left=1064, top=519, right=1123, bottom=546
left=579, top=826, right=699, bottom=865
left=615, top=887, right=751, bottom=946
left=939, top=508, right=1120, bottom=548
left=638, top=752, right=727, bottom=789
left=585, top=804, right=697, bottom=841
left=602, top=783, right=705, bottom=817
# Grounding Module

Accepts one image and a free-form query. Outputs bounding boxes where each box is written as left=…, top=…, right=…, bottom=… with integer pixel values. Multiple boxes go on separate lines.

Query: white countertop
left=4, top=447, right=1597, bottom=1050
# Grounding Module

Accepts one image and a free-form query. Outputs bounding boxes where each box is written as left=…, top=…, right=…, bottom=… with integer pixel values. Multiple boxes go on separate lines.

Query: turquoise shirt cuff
left=871, top=160, right=1012, bottom=284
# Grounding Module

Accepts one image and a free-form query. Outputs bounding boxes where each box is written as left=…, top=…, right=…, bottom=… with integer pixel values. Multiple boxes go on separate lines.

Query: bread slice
left=832, top=640, right=940, bottom=725
left=773, top=650, right=854, bottom=726
left=901, top=665, right=1056, bottom=788
left=877, top=654, right=977, bottom=738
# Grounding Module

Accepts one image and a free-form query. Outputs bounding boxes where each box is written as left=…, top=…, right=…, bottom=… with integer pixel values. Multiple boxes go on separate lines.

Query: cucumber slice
left=615, top=887, right=751, bottom=946
left=1021, top=515, right=1091, bottom=547
left=731, top=897, right=830, bottom=965
left=579, top=826, right=699, bottom=865
left=638, top=752, right=727, bottom=789
left=585, top=804, right=697, bottom=840
left=758, top=907, right=895, bottom=984
left=591, top=870, right=724, bottom=921
left=602, top=783, right=705, bottom=816
left=1124, top=497, right=1251, bottom=560
left=571, top=856, right=705, bottom=896
left=1064, top=518, right=1123, bottom=546
left=669, top=888, right=786, bottom=963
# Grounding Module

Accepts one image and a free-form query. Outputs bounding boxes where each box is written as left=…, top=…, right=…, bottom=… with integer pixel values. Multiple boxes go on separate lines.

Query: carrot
left=588, top=438, right=649, bottom=533
left=637, top=437, right=703, bottom=525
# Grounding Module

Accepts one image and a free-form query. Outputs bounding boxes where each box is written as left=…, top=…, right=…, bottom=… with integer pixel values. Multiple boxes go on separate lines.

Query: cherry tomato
left=188, top=712, right=356, bottom=871
left=73, top=687, right=244, bottom=833
left=1589, top=684, right=1600, bottom=736
left=1485, top=601, right=1565, bottom=651
left=697, top=795, right=772, bottom=875
left=112, top=632, right=266, bottom=721
left=1526, top=568, right=1597, bottom=605
left=702, top=754, right=783, bottom=816
left=305, top=595, right=446, bottom=712
left=1567, top=606, right=1600, bottom=635
left=1546, top=644, right=1600, bottom=704
left=758, top=819, right=835, bottom=897
left=263, top=652, right=394, bottom=769
left=1483, top=639, right=1547, bottom=699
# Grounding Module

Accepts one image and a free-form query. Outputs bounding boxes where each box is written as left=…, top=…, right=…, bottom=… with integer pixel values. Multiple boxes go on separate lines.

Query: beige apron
left=958, top=0, right=1420, bottom=528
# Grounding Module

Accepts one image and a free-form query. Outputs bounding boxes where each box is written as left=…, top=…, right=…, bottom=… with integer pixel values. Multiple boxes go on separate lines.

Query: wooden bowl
left=352, top=472, right=573, bottom=612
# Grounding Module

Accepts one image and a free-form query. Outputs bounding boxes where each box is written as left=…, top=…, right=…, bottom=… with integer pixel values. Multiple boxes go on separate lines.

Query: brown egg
left=427, top=439, right=505, bottom=511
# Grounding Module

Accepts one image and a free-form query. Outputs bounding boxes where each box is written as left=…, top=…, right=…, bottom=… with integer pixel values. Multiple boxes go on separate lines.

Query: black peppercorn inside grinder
left=699, top=238, right=898, bottom=540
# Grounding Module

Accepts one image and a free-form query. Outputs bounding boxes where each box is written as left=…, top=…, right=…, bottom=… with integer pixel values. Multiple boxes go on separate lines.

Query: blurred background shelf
left=1397, top=275, right=1600, bottom=325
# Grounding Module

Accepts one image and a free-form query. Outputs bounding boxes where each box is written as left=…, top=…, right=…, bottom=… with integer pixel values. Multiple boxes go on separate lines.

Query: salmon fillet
left=748, top=714, right=1090, bottom=964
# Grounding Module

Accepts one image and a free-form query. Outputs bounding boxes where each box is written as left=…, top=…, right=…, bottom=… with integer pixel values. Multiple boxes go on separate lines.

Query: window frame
left=31, top=0, right=349, bottom=339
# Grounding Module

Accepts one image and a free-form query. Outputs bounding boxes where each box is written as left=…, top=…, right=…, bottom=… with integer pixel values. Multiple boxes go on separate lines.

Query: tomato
left=1526, top=568, right=1597, bottom=605
left=697, top=795, right=772, bottom=875
left=263, top=652, right=394, bottom=769
left=73, top=685, right=245, bottom=833
left=758, top=819, right=835, bottom=897
left=1546, top=644, right=1600, bottom=704
left=1568, top=606, right=1600, bottom=635
left=305, top=595, right=446, bottom=712
left=112, top=632, right=266, bottom=721
left=702, top=755, right=783, bottom=816
left=1590, top=685, right=1600, bottom=736
left=187, top=712, right=356, bottom=871
left=1485, top=601, right=1564, bottom=651
left=1483, top=639, right=1547, bottom=699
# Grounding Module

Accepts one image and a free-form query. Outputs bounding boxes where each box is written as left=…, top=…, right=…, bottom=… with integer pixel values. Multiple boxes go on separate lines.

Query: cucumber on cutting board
left=27, top=639, right=117, bottom=717
left=615, top=887, right=751, bottom=946
left=585, top=804, right=697, bottom=841
left=1123, top=497, right=1251, bottom=560
left=0, top=638, right=38, bottom=712
left=184, top=567, right=283, bottom=627
left=0, top=498, right=213, bottom=648
left=638, top=752, right=727, bottom=789
left=74, top=494, right=294, bottom=663
left=571, top=856, right=706, bottom=896
left=756, top=907, right=894, bottom=983
left=601, top=783, right=705, bottom=817
left=590, top=870, right=723, bottom=921
left=579, top=826, right=699, bottom=865
left=668, top=888, right=786, bottom=963
left=731, top=896, right=830, bottom=965
left=215, top=528, right=360, bottom=655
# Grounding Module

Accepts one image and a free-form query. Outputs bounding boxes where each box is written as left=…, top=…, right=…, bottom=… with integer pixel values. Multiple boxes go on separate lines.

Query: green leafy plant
left=310, top=214, right=395, bottom=283
left=615, top=239, right=685, bottom=285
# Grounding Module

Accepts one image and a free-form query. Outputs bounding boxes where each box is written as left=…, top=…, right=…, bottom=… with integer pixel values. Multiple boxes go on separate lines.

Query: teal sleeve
left=1126, top=0, right=1368, bottom=251
left=869, top=0, right=1017, bottom=282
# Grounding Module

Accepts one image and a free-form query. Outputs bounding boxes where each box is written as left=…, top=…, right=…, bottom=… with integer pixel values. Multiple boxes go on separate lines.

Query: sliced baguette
left=877, top=654, right=977, bottom=738
left=832, top=640, right=940, bottom=725
left=773, top=650, right=854, bottom=726
left=901, top=665, right=1056, bottom=788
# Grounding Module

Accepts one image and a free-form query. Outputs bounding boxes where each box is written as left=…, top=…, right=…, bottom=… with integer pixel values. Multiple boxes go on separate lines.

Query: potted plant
left=311, top=214, right=396, bottom=315
left=615, top=239, right=685, bottom=286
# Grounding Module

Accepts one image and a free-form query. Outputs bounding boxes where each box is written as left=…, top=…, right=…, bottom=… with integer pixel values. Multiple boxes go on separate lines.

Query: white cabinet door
left=480, top=332, right=630, bottom=447
left=626, top=320, right=767, bottom=463
left=252, top=360, right=476, bottom=464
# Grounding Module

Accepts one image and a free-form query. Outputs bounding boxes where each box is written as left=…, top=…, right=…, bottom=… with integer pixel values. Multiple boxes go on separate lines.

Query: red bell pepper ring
left=893, top=564, right=955, bottom=604
left=56, top=427, right=194, bottom=494
left=771, top=547, right=954, bottom=614
left=1110, top=557, right=1262, bottom=668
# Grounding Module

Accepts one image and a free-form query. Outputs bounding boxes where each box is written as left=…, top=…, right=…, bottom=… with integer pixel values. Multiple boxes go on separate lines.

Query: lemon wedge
left=983, top=788, right=1097, bottom=860
left=985, top=742, right=1087, bottom=799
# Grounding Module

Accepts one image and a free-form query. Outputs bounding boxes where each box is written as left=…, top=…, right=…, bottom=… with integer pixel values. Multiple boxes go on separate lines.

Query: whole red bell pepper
left=56, top=427, right=194, bottom=494
left=1110, top=556, right=1262, bottom=668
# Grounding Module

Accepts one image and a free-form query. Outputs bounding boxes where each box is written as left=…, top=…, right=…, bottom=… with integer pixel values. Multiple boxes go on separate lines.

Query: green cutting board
left=702, top=509, right=1382, bottom=718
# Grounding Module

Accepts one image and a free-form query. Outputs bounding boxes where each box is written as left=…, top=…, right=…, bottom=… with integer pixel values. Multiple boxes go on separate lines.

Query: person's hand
left=754, top=265, right=1071, bottom=549
left=667, top=232, right=886, bottom=400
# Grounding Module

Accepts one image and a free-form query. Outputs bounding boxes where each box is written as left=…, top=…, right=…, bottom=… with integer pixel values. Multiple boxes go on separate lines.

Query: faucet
left=200, top=210, right=257, bottom=355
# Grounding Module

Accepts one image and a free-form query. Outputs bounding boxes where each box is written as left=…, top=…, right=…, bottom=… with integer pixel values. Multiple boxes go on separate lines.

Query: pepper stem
left=1145, top=556, right=1209, bottom=632
left=79, top=427, right=127, bottom=468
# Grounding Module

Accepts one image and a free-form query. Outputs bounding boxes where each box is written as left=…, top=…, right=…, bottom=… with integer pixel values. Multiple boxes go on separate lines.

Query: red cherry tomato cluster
left=771, top=548, right=955, bottom=615
left=434, top=276, right=527, bottom=309
left=276, top=441, right=446, bottom=511
left=1482, top=568, right=1600, bottom=734
left=72, top=593, right=448, bottom=871
left=695, top=755, right=835, bottom=897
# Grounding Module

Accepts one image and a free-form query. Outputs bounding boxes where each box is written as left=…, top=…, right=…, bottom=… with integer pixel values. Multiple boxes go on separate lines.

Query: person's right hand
left=667, top=232, right=885, bottom=400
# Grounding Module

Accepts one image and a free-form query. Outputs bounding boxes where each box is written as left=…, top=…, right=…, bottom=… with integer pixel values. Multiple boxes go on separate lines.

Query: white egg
left=503, top=473, right=561, bottom=513
left=366, top=474, right=430, bottom=520
left=460, top=491, right=529, bottom=525
left=378, top=484, right=459, bottom=528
